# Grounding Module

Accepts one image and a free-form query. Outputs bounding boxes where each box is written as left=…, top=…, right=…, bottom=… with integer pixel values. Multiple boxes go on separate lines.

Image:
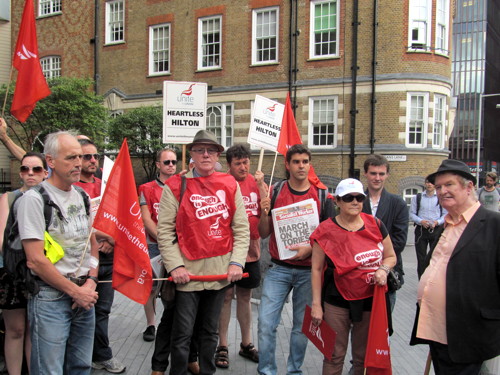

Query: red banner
left=93, top=139, right=152, bottom=305
left=277, top=93, right=327, bottom=190
left=302, top=305, right=336, bottom=359
left=11, top=0, right=51, bottom=122
left=364, top=285, right=392, bottom=374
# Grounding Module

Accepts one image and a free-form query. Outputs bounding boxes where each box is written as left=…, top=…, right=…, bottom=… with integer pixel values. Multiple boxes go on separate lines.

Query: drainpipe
left=349, top=0, right=359, bottom=178
left=93, top=0, right=100, bottom=94
left=370, top=0, right=378, bottom=154
left=288, top=0, right=299, bottom=113
left=288, top=0, right=294, bottom=99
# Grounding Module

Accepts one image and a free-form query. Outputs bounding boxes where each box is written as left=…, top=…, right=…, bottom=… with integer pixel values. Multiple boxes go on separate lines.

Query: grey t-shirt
left=18, top=181, right=91, bottom=277
left=478, top=187, right=500, bottom=212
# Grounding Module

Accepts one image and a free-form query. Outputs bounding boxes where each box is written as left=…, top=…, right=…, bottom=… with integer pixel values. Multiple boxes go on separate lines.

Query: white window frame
left=38, top=0, right=61, bottom=17
left=309, top=0, right=339, bottom=59
left=308, top=96, right=338, bottom=150
left=404, top=187, right=421, bottom=208
left=406, top=92, right=429, bottom=148
left=105, top=0, right=125, bottom=45
left=408, top=0, right=432, bottom=51
left=149, top=23, right=171, bottom=76
left=198, top=16, right=222, bottom=70
left=40, top=56, right=61, bottom=79
left=433, top=95, right=446, bottom=148
left=252, top=7, right=279, bottom=65
left=435, top=0, right=450, bottom=55
left=206, top=103, right=233, bottom=149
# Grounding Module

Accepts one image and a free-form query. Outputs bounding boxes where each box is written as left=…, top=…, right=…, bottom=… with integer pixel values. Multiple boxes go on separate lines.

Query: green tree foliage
left=1, top=77, right=108, bottom=151
left=108, top=105, right=168, bottom=181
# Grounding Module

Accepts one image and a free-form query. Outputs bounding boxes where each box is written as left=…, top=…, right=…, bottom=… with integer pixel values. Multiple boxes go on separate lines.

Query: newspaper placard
left=163, top=81, right=207, bottom=144
left=271, top=198, right=319, bottom=260
left=247, top=95, right=285, bottom=152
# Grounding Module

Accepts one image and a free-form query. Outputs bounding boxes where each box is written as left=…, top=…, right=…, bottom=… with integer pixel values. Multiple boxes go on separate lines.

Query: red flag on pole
left=364, top=285, right=392, bottom=375
left=11, top=0, right=51, bottom=123
left=93, top=139, right=153, bottom=305
left=277, top=93, right=327, bottom=189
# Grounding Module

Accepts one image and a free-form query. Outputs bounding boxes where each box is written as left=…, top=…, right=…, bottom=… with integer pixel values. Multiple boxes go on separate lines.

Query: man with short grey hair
left=18, top=131, right=100, bottom=374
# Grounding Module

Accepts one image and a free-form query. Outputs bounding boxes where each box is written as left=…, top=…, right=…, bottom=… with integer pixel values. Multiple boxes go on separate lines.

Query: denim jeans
left=93, top=264, right=115, bottom=362
left=257, top=264, right=312, bottom=375
left=29, top=284, right=95, bottom=375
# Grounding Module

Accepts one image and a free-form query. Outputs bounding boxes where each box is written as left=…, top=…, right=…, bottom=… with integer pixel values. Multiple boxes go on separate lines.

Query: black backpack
left=3, top=185, right=90, bottom=295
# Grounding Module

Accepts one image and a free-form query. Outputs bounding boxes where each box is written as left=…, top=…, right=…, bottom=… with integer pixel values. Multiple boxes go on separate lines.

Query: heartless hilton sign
left=163, top=81, right=208, bottom=144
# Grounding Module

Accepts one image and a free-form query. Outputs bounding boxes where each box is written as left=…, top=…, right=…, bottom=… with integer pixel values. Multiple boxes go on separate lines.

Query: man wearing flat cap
left=157, top=130, right=249, bottom=375
left=410, top=159, right=500, bottom=374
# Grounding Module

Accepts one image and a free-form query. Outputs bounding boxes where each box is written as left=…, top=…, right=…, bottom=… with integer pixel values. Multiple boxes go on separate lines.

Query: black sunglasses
left=340, top=194, right=365, bottom=203
left=20, top=165, right=44, bottom=174
left=161, top=160, right=177, bottom=166
left=82, top=153, right=101, bottom=161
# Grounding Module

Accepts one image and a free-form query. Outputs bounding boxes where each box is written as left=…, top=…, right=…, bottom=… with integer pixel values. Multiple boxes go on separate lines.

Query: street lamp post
left=476, top=93, right=500, bottom=183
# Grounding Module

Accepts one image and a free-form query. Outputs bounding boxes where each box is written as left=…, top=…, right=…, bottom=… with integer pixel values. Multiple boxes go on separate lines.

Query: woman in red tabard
left=310, top=178, right=396, bottom=375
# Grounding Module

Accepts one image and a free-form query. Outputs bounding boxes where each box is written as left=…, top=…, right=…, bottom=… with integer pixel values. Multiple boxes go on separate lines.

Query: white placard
left=271, top=198, right=319, bottom=260
left=247, top=95, right=285, bottom=152
left=100, top=156, right=114, bottom=197
left=163, top=81, right=207, bottom=144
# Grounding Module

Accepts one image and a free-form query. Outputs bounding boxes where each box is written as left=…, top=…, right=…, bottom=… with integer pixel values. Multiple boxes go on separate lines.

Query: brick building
left=9, top=0, right=455, bottom=199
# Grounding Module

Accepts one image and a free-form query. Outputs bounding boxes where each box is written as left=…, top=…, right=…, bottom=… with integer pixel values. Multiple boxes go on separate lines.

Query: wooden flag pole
left=257, top=147, right=264, bottom=171
left=267, top=151, right=279, bottom=198
left=182, top=144, right=187, bottom=171
left=424, top=351, right=432, bottom=375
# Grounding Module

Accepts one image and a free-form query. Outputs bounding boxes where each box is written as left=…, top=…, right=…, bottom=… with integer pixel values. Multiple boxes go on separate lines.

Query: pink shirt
left=416, top=201, right=480, bottom=344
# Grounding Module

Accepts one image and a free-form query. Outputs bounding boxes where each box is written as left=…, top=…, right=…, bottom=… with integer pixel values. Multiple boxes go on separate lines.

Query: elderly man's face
left=47, top=134, right=83, bottom=187
left=189, top=143, right=220, bottom=176
left=434, top=173, right=474, bottom=214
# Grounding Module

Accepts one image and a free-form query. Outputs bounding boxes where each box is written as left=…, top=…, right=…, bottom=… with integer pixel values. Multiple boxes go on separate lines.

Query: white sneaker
left=92, top=357, right=126, bottom=373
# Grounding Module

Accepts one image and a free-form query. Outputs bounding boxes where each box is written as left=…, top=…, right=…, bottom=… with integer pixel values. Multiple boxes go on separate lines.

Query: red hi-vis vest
left=167, top=173, right=237, bottom=260
left=310, top=213, right=383, bottom=300
left=138, top=180, right=164, bottom=224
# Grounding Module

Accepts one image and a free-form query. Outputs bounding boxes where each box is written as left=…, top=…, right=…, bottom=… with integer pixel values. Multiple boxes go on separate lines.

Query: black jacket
left=410, top=205, right=500, bottom=363
left=362, top=188, right=409, bottom=283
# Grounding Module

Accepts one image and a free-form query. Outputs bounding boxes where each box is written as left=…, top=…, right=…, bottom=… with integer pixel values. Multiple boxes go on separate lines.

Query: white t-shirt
left=18, top=181, right=91, bottom=277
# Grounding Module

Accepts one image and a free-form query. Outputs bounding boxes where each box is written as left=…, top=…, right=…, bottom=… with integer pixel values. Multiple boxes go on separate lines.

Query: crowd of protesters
left=0, top=117, right=499, bottom=375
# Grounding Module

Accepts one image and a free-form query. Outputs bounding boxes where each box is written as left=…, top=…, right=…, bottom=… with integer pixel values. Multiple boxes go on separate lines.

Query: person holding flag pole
left=310, top=178, right=395, bottom=375
left=156, top=130, right=249, bottom=375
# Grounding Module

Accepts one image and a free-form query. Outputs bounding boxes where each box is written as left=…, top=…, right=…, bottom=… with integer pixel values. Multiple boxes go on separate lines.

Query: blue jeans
left=29, top=284, right=95, bottom=375
left=93, top=264, right=115, bottom=362
left=257, top=264, right=312, bottom=375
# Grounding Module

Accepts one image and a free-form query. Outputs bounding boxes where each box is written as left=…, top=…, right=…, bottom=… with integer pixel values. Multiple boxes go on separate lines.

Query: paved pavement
left=93, top=225, right=435, bottom=374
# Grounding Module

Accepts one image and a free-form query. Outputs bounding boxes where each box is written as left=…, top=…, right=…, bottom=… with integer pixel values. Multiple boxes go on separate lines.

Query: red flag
left=364, top=285, right=392, bottom=374
left=11, top=0, right=51, bottom=123
left=93, top=139, right=153, bottom=304
left=277, top=93, right=327, bottom=189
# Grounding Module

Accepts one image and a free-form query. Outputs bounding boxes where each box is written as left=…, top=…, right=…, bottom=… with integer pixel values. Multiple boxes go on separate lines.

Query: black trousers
left=429, top=341, right=482, bottom=375
left=414, top=225, right=443, bottom=278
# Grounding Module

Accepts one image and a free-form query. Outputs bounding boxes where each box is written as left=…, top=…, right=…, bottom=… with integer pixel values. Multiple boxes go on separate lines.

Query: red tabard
left=138, top=180, right=164, bottom=224
left=238, top=174, right=261, bottom=262
left=310, top=213, right=384, bottom=300
left=74, top=177, right=102, bottom=199
left=167, top=173, right=237, bottom=260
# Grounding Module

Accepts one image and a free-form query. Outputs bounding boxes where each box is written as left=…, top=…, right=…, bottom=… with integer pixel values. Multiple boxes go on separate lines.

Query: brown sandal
left=239, top=343, right=259, bottom=363
left=215, top=346, right=229, bottom=369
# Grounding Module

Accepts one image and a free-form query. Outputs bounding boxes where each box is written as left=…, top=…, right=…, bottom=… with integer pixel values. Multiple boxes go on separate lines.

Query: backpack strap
left=73, top=185, right=91, bottom=216
left=416, top=193, right=422, bottom=216
left=270, top=179, right=287, bottom=213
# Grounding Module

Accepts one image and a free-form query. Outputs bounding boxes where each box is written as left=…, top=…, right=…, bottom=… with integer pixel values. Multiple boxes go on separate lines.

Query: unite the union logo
left=17, top=44, right=37, bottom=60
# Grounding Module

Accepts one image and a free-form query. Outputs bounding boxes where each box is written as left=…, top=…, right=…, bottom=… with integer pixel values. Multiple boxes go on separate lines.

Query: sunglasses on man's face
left=20, top=166, right=44, bottom=174
left=82, top=153, right=101, bottom=161
left=161, top=160, right=177, bottom=166
left=340, top=194, right=365, bottom=203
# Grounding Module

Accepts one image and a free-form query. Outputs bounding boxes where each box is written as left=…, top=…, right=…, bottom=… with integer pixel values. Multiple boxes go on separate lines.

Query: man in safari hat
left=156, top=129, right=249, bottom=375
left=411, top=159, right=500, bottom=374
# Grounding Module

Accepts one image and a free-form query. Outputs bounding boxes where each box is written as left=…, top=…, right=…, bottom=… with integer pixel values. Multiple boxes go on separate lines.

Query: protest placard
left=163, top=81, right=207, bottom=144
left=271, top=198, right=319, bottom=260
left=247, top=95, right=285, bottom=152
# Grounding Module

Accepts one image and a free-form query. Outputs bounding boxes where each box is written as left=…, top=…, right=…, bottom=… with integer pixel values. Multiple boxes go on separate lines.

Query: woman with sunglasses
left=309, top=178, right=396, bottom=375
left=0, top=152, right=48, bottom=375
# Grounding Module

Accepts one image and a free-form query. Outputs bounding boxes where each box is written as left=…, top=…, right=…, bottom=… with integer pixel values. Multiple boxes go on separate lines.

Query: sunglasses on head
left=340, top=194, right=365, bottom=203
left=82, top=153, right=101, bottom=161
left=20, top=166, right=44, bottom=174
left=161, top=160, right=177, bottom=166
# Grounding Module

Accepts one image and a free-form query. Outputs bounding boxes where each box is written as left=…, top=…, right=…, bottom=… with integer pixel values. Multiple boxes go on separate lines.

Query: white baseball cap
left=335, top=178, right=366, bottom=197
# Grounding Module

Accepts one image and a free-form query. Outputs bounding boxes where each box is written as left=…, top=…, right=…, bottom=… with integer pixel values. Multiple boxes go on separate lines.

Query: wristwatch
left=87, top=276, right=99, bottom=284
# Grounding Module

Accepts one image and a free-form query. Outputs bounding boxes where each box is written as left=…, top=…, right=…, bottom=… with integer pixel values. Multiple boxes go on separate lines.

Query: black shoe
left=143, top=325, right=155, bottom=341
